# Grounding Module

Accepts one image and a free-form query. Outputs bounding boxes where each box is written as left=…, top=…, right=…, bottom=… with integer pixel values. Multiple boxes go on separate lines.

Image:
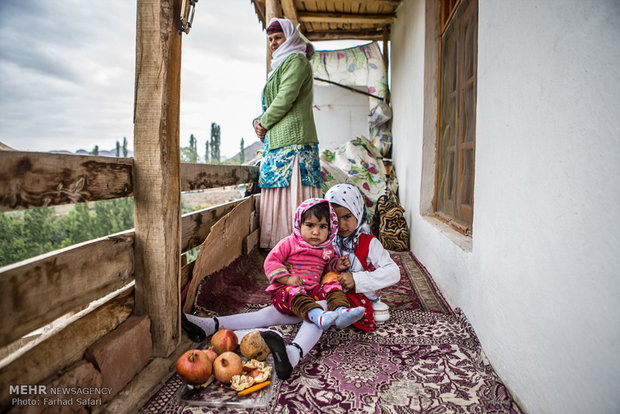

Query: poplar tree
left=240, top=137, right=245, bottom=164
left=210, top=123, right=221, bottom=164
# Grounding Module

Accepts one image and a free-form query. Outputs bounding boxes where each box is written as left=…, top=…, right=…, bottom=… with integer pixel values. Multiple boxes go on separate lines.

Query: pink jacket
left=264, top=235, right=337, bottom=292
left=264, top=198, right=340, bottom=292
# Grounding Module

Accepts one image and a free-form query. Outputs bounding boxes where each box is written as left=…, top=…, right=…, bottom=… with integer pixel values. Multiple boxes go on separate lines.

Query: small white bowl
left=372, top=300, right=390, bottom=324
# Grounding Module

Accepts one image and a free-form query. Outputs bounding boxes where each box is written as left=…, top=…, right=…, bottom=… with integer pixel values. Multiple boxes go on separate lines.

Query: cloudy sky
left=0, top=1, right=363, bottom=160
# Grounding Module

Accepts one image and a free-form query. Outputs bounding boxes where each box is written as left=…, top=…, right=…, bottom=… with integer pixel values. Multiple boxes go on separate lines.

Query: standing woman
left=253, top=18, right=321, bottom=249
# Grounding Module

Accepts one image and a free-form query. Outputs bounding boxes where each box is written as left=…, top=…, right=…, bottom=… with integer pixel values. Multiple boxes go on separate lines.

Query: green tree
left=116, top=140, right=121, bottom=157
left=62, top=203, right=96, bottom=247
left=210, top=123, right=221, bottom=164
left=22, top=207, right=55, bottom=257
left=211, top=122, right=220, bottom=164
left=0, top=199, right=136, bottom=267
left=91, top=145, right=99, bottom=156
left=239, top=137, right=245, bottom=164
left=205, top=140, right=210, bottom=163
left=0, top=212, right=27, bottom=266
left=181, top=134, right=199, bottom=163
left=122, top=137, right=128, bottom=157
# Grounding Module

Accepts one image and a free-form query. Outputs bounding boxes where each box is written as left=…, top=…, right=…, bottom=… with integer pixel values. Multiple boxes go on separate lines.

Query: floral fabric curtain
left=310, top=42, right=389, bottom=108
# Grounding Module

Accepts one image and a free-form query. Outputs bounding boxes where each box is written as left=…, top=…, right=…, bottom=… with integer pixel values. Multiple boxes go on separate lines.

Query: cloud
left=0, top=1, right=367, bottom=159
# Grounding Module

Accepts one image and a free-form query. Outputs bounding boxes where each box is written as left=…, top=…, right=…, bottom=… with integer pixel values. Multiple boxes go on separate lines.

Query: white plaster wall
left=313, top=84, right=370, bottom=152
left=390, top=0, right=620, bottom=413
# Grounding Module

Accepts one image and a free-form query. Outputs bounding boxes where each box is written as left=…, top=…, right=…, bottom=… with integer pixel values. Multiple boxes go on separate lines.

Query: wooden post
left=382, top=25, right=390, bottom=80
left=133, top=0, right=182, bottom=357
left=265, top=0, right=281, bottom=77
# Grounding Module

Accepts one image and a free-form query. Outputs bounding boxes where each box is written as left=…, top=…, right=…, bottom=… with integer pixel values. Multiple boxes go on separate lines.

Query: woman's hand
left=285, top=275, right=304, bottom=286
left=253, top=119, right=267, bottom=141
left=335, top=255, right=351, bottom=272
left=338, top=272, right=355, bottom=290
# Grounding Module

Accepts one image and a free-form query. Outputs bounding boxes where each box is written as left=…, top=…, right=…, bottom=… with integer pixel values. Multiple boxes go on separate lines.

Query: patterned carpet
left=140, top=251, right=522, bottom=413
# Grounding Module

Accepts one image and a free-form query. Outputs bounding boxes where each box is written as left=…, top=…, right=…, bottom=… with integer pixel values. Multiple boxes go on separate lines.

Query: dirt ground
left=181, top=186, right=246, bottom=210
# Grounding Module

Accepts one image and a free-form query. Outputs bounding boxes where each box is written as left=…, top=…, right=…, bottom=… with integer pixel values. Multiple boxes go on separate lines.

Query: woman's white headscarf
left=325, top=184, right=371, bottom=257
left=268, top=18, right=309, bottom=73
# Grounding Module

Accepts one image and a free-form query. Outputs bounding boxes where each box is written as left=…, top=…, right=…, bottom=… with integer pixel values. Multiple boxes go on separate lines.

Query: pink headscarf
left=292, top=198, right=339, bottom=249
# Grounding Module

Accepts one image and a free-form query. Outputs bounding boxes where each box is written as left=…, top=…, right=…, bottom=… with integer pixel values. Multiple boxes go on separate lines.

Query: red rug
left=142, top=250, right=522, bottom=413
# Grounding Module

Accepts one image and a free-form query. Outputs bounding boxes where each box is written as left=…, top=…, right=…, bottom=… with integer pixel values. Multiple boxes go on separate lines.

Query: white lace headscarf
left=325, top=184, right=371, bottom=258
left=268, top=18, right=309, bottom=73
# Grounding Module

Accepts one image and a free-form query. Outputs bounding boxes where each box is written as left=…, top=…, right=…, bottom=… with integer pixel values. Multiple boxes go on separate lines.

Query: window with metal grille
left=435, top=0, right=478, bottom=236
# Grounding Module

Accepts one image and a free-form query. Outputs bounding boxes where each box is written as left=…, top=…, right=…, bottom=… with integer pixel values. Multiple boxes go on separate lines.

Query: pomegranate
left=176, top=349, right=212, bottom=385
left=239, top=330, right=270, bottom=361
left=213, top=351, right=243, bottom=383
left=211, top=327, right=238, bottom=354
left=321, top=271, right=339, bottom=284
left=203, top=347, right=218, bottom=363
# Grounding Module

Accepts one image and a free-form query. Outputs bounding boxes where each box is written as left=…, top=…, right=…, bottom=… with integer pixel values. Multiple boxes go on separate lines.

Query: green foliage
left=0, top=198, right=135, bottom=267
left=210, top=123, right=221, bottom=164
left=240, top=137, right=245, bottom=164
left=122, top=137, right=128, bottom=157
left=0, top=194, right=216, bottom=267
left=181, top=134, right=199, bottom=163
left=91, top=145, right=99, bottom=156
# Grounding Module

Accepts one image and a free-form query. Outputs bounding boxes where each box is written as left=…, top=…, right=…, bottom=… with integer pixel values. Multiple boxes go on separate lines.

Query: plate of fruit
left=176, top=328, right=276, bottom=408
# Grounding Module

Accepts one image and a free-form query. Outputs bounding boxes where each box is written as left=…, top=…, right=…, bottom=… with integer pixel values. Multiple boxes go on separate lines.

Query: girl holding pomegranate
left=262, top=198, right=366, bottom=330
left=183, top=185, right=400, bottom=379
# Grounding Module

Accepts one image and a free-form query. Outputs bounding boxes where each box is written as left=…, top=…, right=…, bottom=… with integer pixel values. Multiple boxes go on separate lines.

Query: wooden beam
left=0, top=151, right=133, bottom=212
left=298, top=11, right=395, bottom=25
left=180, top=163, right=259, bottom=191
left=305, top=30, right=384, bottom=41
left=0, top=231, right=134, bottom=348
left=336, top=0, right=401, bottom=7
left=0, top=286, right=134, bottom=412
left=181, top=198, right=244, bottom=252
left=383, top=25, right=390, bottom=77
left=134, top=0, right=183, bottom=357
left=265, top=0, right=280, bottom=76
left=281, top=0, right=298, bottom=25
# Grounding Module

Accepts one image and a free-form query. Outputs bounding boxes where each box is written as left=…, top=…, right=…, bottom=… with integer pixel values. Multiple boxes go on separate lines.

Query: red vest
left=345, top=233, right=377, bottom=331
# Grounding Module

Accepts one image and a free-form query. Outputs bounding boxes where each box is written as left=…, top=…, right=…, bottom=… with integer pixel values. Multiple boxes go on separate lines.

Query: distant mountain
left=49, top=148, right=134, bottom=157
left=224, top=140, right=263, bottom=165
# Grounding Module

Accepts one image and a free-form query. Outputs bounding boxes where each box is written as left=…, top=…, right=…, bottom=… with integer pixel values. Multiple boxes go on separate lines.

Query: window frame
left=434, top=0, right=478, bottom=237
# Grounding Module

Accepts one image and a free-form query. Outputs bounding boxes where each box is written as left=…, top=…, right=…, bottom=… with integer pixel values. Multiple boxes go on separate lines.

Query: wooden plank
left=331, top=0, right=401, bottom=8
left=181, top=198, right=244, bottom=252
left=0, top=151, right=133, bottom=212
left=0, top=286, right=134, bottom=412
left=183, top=197, right=253, bottom=313
left=281, top=0, right=299, bottom=25
left=298, top=11, right=395, bottom=25
left=181, top=260, right=195, bottom=293
left=180, top=163, right=259, bottom=191
left=243, top=228, right=260, bottom=255
left=305, top=30, right=384, bottom=41
left=94, top=334, right=195, bottom=414
left=0, top=231, right=134, bottom=348
left=382, top=25, right=390, bottom=77
left=265, top=0, right=280, bottom=75
left=133, top=0, right=183, bottom=357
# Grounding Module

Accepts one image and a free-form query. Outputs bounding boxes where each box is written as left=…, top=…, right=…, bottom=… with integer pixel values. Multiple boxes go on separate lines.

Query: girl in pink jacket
left=265, top=198, right=364, bottom=330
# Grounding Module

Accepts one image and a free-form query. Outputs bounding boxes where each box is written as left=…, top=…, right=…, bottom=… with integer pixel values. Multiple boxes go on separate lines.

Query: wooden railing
left=0, top=150, right=259, bottom=410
